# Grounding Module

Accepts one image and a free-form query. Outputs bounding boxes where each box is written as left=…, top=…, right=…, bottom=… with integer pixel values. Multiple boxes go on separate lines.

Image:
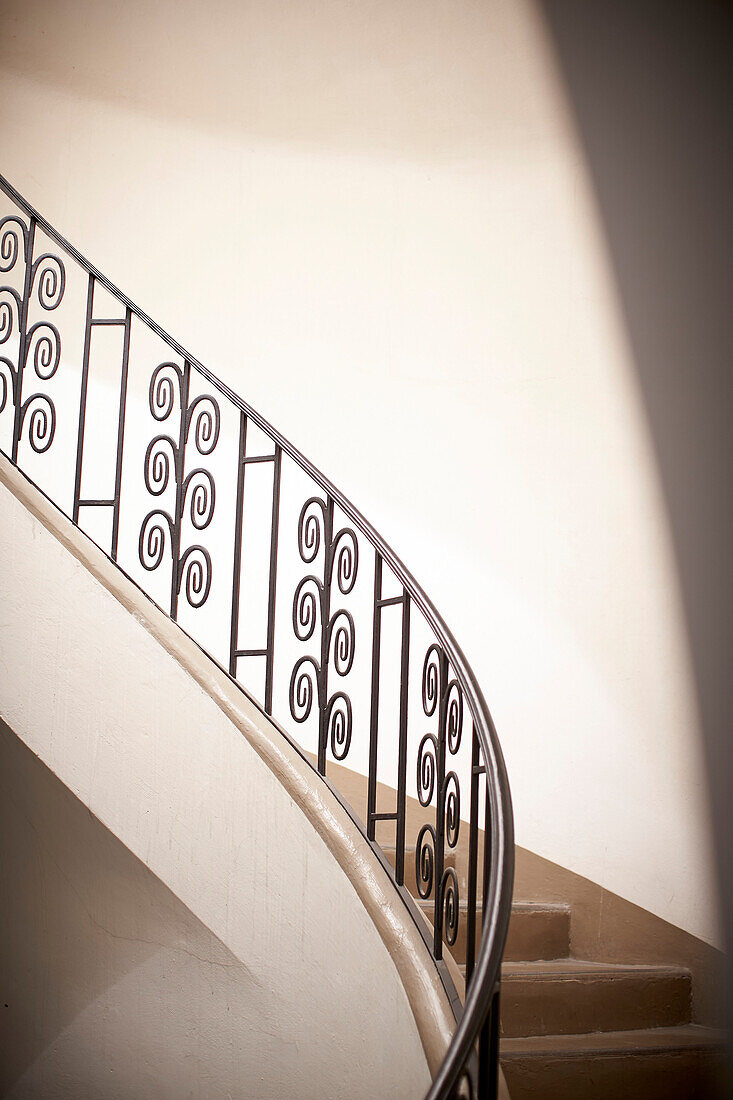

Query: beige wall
left=0, top=719, right=322, bottom=1098
left=0, top=0, right=720, bottom=946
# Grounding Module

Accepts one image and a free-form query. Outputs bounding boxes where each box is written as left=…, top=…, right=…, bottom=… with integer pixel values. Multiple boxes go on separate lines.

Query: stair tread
left=510, top=902, right=571, bottom=913
left=500, top=958, right=690, bottom=980
left=501, top=1025, right=727, bottom=1058
left=416, top=898, right=570, bottom=915
left=457, top=958, right=690, bottom=980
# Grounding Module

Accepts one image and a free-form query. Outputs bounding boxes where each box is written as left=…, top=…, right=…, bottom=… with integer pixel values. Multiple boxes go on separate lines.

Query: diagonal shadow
left=0, top=717, right=260, bottom=1096
left=538, top=0, right=733, bottom=1038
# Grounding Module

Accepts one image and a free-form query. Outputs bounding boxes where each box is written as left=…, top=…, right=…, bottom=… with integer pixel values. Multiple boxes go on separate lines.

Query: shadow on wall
left=538, top=0, right=733, bottom=1032
left=0, top=0, right=547, bottom=160
left=0, top=718, right=262, bottom=1099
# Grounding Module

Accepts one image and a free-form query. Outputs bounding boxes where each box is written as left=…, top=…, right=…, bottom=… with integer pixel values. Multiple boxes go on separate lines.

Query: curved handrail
left=0, top=171, right=514, bottom=1098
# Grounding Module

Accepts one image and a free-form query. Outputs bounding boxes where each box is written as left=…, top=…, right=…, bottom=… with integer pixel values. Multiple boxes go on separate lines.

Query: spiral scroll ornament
left=289, top=496, right=359, bottom=773
left=139, top=509, right=171, bottom=572
left=417, top=732, right=439, bottom=808
left=292, top=575, right=321, bottom=642
left=31, top=253, right=65, bottom=310
left=27, top=322, right=61, bottom=381
left=416, top=642, right=466, bottom=957
left=423, top=643, right=442, bottom=717
left=441, top=866, right=460, bottom=947
left=0, top=214, right=66, bottom=460
left=0, top=215, right=28, bottom=274
left=19, top=393, right=55, bottom=453
left=326, top=692, right=353, bottom=760
left=0, top=288, right=20, bottom=416
left=138, top=360, right=220, bottom=618
left=328, top=608, right=355, bottom=676
left=416, top=822, right=437, bottom=900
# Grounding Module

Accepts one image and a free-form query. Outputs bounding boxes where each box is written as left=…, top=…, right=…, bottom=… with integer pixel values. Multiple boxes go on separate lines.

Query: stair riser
left=383, top=847, right=457, bottom=900
left=420, top=905, right=571, bottom=965
left=505, top=908, right=570, bottom=963
left=502, top=1048, right=729, bottom=1100
left=501, top=971, right=691, bottom=1038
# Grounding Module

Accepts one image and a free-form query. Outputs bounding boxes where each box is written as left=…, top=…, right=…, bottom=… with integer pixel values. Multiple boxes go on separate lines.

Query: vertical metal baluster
left=11, top=216, right=36, bottom=463
left=229, top=410, right=247, bottom=677
left=433, top=648, right=449, bottom=958
left=110, top=306, right=131, bottom=561
left=73, top=273, right=94, bottom=523
left=170, top=359, right=190, bottom=621
left=477, top=764, right=497, bottom=1096
left=465, top=726, right=481, bottom=984
left=366, top=550, right=383, bottom=841
left=489, top=987, right=501, bottom=1100
left=317, top=494, right=334, bottom=774
left=482, top=773, right=492, bottom=932
left=477, top=990, right=492, bottom=1100
left=264, top=444, right=282, bottom=715
left=477, top=986, right=501, bottom=1100
left=394, top=590, right=411, bottom=886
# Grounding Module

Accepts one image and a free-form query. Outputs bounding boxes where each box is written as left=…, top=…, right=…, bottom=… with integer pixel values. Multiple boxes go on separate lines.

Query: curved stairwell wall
left=0, top=719, right=314, bottom=1099
left=0, top=457, right=450, bottom=1099
left=0, top=0, right=721, bottom=951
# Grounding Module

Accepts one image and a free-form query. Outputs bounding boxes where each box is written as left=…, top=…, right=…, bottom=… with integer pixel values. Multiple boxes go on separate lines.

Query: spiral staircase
left=0, top=174, right=728, bottom=1099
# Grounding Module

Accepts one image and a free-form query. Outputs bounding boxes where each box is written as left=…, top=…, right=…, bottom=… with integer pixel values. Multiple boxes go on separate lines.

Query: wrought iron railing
left=0, top=172, right=514, bottom=1099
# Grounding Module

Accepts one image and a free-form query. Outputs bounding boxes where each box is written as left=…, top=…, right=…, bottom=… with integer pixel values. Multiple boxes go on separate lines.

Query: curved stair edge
left=0, top=449, right=458, bottom=1080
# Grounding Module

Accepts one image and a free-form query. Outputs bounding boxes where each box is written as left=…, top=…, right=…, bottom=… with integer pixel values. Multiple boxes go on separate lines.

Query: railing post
left=433, top=648, right=449, bottom=959
left=478, top=985, right=501, bottom=1100
left=317, top=495, right=334, bottom=774
left=229, top=410, right=247, bottom=677
left=11, top=215, right=35, bottom=463
left=465, top=727, right=481, bottom=984
left=73, top=273, right=94, bottom=524
left=394, top=590, right=410, bottom=886
left=264, top=444, right=281, bottom=715
left=367, top=551, right=383, bottom=840
left=170, top=359, right=191, bottom=621
left=110, top=305, right=131, bottom=561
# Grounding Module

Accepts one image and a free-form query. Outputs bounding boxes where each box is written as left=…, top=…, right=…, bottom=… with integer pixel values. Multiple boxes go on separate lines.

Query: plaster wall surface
left=0, top=475, right=431, bottom=1099
left=0, top=720, right=326, bottom=1099
left=0, top=0, right=720, bottom=946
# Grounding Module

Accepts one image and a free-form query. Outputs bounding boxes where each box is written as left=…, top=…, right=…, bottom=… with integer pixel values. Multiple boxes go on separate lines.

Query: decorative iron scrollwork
left=442, top=865, right=460, bottom=947
left=416, top=642, right=465, bottom=956
left=138, top=360, right=220, bottom=617
left=0, top=215, right=27, bottom=273
left=416, top=821, right=437, bottom=900
left=0, top=285, right=21, bottom=417
left=289, top=495, right=359, bottom=772
left=0, top=214, right=65, bottom=460
left=0, top=175, right=514, bottom=1100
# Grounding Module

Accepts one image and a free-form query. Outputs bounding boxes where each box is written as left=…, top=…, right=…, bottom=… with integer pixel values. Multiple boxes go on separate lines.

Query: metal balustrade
left=0, top=172, right=514, bottom=1099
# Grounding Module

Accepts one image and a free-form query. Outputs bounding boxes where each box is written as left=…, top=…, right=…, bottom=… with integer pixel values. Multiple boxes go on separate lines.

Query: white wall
left=1, top=718, right=332, bottom=1099
left=0, top=0, right=720, bottom=945
left=0, top=475, right=431, bottom=1098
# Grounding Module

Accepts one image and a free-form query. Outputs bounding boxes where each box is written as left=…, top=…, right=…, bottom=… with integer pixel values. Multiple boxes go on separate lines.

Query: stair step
left=506, top=903, right=571, bottom=961
left=500, top=1025, right=730, bottom=1100
left=496, top=959, right=692, bottom=1037
left=417, top=899, right=570, bottom=964
left=382, top=845, right=457, bottom=900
